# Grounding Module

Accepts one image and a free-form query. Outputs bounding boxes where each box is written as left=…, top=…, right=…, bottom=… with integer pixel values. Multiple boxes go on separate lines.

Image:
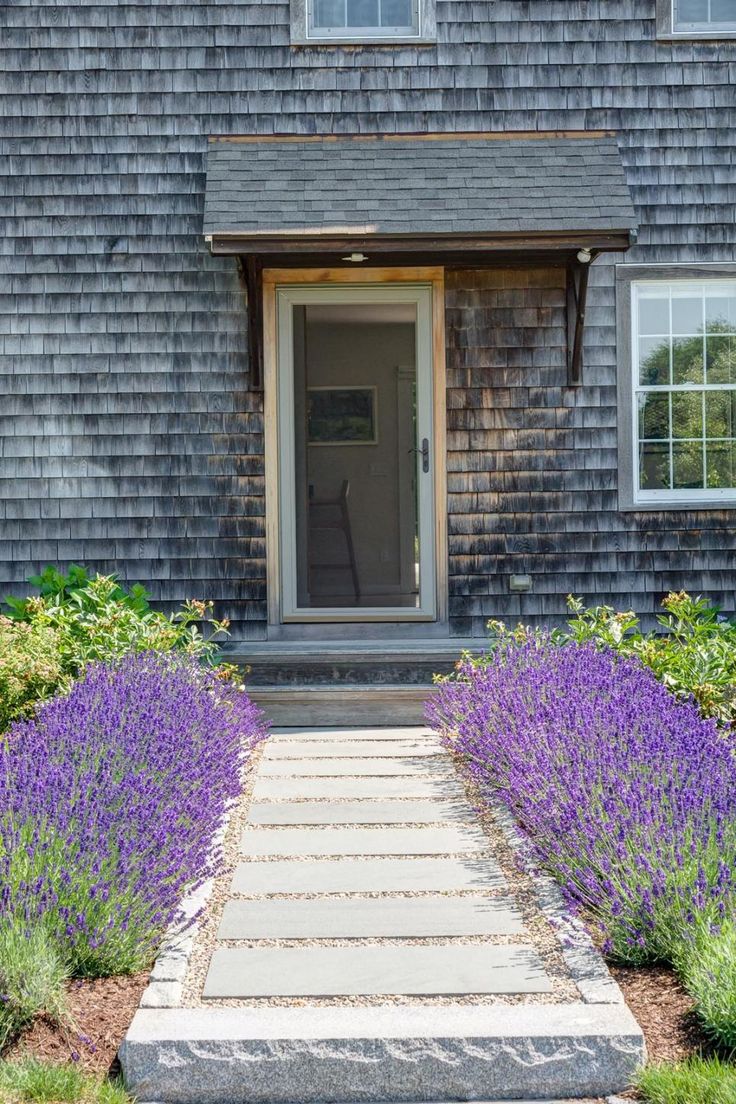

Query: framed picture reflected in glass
left=307, top=386, right=378, bottom=445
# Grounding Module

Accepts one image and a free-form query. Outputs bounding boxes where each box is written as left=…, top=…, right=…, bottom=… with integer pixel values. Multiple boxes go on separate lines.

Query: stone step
left=263, top=738, right=444, bottom=758
left=231, top=856, right=507, bottom=894
left=247, top=798, right=473, bottom=825
left=248, top=685, right=433, bottom=726
left=258, top=756, right=453, bottom=777
left=203, top=944, right=553, bottom=998
left=252, top=774, right=467, bottom=800
left=217, top=895, right=523, bottom=939
left=240, top=825, right=489, bottom=857
left=121, top=1003, right=644, bottom=1103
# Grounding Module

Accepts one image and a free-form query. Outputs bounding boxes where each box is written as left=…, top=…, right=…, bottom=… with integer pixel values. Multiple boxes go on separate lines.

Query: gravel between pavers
left=181, top=734, right=581, bottom=1007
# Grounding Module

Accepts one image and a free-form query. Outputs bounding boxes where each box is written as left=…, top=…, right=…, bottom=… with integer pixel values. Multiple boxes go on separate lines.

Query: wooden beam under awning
left=215, top=228, right=636, bottom=390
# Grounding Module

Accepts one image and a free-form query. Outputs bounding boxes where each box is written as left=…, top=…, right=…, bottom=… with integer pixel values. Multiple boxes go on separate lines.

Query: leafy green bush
left=0, top=929, right=68, bottom=1052
left=3, top=565, right=231, bottom=681
left=0, top=620, right=68, bottom=731
left=678, top=918, right=736, bottom=1052
left=636, top=1056, right=736, bottom=1104
left=483, top=591, right=736, bottom=725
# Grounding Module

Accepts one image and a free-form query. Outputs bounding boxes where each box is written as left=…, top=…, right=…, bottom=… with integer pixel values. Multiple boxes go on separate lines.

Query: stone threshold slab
left=218, top=895, right=523, bottom=939
left=247, top=798, right=473, bottom=825
left=231, top=856, right=507, bottom=894
left=203, top=944, right=552, bottom=998
left=263, top=740, right=444, bottom=759
left=258, top=757, right=454, bottom=777
left=253, top=776, right=467, bottom=800
left=240, top=825, right=489, bottom=857
left=121, top=1003, right=644, bottom=1103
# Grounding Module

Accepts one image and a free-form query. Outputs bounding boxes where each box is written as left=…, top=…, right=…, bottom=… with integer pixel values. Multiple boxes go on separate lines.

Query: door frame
left=262, top=266, right=447, bottom=626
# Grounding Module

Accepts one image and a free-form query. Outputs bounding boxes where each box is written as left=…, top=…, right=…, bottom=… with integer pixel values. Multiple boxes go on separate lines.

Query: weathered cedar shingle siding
left=1, top=1, right=734, bottom=634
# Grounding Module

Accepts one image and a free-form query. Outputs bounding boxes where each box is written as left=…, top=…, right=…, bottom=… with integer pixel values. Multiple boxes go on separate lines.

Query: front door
left=275, top=282, right=437, bottom=622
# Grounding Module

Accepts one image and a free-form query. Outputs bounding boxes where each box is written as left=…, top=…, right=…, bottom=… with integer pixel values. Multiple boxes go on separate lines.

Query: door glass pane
left=292, top=301, right=420, bottom=609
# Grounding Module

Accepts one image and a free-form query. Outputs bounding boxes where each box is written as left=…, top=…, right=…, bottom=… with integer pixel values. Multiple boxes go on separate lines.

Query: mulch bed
left=610, top=962, right=710, bottom=1064
left=5, top=973, right=149, bottom=1076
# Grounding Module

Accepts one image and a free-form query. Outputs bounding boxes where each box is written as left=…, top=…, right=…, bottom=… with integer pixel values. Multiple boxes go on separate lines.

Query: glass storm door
left=276, top=283, right=437, bottom=621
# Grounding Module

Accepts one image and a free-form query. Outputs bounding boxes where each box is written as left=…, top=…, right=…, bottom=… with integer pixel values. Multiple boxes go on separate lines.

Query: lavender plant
left=428, top=639, right=736, bottom=964
left=0, top=653, right=266, bottom=977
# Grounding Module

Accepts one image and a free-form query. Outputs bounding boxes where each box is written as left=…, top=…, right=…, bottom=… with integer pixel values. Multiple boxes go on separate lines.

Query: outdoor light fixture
left=576, top=248, right=593, bottom=264
left=342, top=252, right=368, bottom=262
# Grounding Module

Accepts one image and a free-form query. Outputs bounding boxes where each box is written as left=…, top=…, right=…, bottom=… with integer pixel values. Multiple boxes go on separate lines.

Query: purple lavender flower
left=427, top=639, right=736, bottom=964
left=0, top=653, right=267, bottom=975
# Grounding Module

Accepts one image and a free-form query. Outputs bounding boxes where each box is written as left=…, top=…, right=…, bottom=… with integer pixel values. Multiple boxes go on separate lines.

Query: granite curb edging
left=490, top=802, right=629, bottom=1008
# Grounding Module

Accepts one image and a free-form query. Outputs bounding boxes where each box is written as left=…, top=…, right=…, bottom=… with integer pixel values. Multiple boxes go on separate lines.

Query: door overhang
left=203, top=131, right=638, bottom=388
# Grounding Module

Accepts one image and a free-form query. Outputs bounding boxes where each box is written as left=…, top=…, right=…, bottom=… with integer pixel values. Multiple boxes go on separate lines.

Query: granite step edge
left=120, top=1003, right=644, bottom=1104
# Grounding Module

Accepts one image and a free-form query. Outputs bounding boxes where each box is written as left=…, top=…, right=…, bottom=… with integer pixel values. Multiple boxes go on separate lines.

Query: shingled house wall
left=1, top=1, right=734, bottom=636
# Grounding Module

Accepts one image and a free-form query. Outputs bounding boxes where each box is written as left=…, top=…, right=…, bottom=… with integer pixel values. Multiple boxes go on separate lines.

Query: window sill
left=620, top=498, right=736, bottom=512
left=656, top=30, right=736, bottom=40
left=290, top=34, right=436, bottom=45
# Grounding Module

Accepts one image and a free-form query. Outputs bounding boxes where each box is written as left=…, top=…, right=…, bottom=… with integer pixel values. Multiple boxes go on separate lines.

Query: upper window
left=667, top=0, right=736, bottom=34
left=311, top=0, right=417, bottom=36
left=290, top=0, right=434, bottom=44
left=631, top=279, right=736, bottom=506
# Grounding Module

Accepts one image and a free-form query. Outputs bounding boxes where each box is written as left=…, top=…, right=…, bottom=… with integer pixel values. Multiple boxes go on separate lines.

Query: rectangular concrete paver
left=218, top=895, right=523, bottom=939
left=252, top=775, right=467, bottom=800
left=248, top=799, right=473, bottom=825
left=231, top=856, right=507, bottom=894
left=270, top=728, right=437, bottom=740
left=240, top=825, right=489, bottom=857
left=203, top=944, right=553, bottom=998
left=263, top=740, right=443, bottom=759
left=258, top=757, right=454, bottom=777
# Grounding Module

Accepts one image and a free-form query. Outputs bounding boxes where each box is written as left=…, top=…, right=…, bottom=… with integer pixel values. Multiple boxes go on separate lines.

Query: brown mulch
left=5, top=973, right=149, bottom=1076
left=610, top=962, right=710, bottom=1064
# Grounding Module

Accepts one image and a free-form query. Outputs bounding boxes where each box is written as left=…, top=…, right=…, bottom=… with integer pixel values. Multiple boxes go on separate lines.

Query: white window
left=290, top=0, right=433, bottom=43
left=310, top=0, right=418, bottom=37
left=631, top=280, right=736, bottom=505
left=672, top=0, right=736, bottom=33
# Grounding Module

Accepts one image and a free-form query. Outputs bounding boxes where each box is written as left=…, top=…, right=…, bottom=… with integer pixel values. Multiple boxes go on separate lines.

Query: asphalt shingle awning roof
left=203, top=133, right=637, bottom=248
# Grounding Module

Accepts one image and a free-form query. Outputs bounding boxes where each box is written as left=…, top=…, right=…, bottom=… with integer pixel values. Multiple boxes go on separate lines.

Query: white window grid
left=672, top=0, right=736, bottom=31
left=632, top=280, right=736, bottom=504
left=308, top=0, right=420, bottom=38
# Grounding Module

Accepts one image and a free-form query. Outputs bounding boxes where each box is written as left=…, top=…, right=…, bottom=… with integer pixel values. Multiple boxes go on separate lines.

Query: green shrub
left=0, top=930, right=68, bottom=1052
left=555, top=591, right=736, bottom=725
left=480, top=591, right=736, bottom=726
left=0, top=620, right=67, bottom=732
left=635, top=1056, right=736, bottom=1104
left=0, top=1060, right=130, bottom=1104
left=678, top=918, right=736, bottom=1052
left=3, top=565, right=232, bottom=680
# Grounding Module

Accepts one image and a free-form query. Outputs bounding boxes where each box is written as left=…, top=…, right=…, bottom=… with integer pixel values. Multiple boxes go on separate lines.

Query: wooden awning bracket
left=236, top=256, right=264, bottom=390
left=566, top=256, right=595, bottom=386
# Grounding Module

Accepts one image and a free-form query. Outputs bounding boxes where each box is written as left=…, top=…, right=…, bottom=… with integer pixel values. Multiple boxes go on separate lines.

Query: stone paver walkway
left=202, top=726, right=556, bottom=1001
left=121, top=725, right=646, bottom=1103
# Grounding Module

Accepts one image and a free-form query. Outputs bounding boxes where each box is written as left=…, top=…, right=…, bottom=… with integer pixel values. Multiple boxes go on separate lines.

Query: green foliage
left=0, top=620, right=68, bottom=731
left=678, top=918, right=736, bottom=1052
left=555, top=591, right=736, bottom=724
left=0, top=1060, right=130, bottom=1104
left=635, top=1056, right=736, bottom=1104
left=0, top=930, right=68, bottom=1052
left=3, top=565, right=234, bottom=682
left=479, top=591, right=736, bottom=726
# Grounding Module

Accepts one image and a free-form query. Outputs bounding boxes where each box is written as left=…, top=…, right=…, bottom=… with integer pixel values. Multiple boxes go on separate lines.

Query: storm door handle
left=409, top=437, right=430, bottom=473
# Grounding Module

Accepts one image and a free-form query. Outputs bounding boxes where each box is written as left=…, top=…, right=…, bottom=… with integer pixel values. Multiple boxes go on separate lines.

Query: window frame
left=290, top=0, right=436, bottom=45
left=617, top=265, right=736, bottom=511
left=656, top=0, right=736, bottom=39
